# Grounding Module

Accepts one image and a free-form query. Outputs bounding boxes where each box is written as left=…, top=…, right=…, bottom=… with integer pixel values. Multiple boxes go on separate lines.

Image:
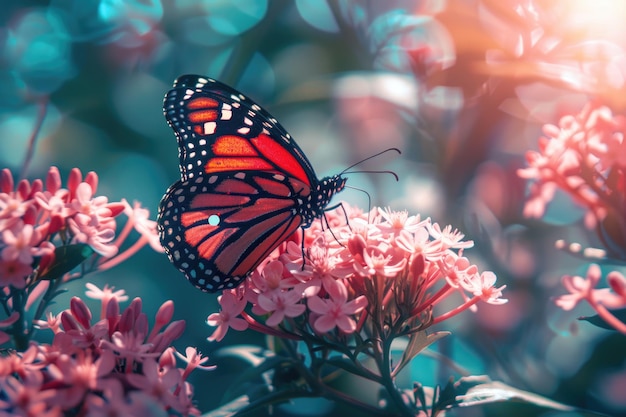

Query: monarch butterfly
left=157, top=75, right=347, bottom=293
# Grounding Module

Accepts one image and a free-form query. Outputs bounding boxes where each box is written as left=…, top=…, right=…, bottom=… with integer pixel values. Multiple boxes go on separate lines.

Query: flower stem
left=19, top=98, right=48, bottom=181
left=10, top=289, right=28, bottom=351
left=282, top=339, right=399, bottom=416
left=431, top=296, right=480, bottom=325
left=379, top=335, right=414, bottom=417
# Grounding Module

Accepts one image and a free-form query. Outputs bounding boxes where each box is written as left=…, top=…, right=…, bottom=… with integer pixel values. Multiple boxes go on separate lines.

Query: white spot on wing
left=204, top=121, right=216, bottom=134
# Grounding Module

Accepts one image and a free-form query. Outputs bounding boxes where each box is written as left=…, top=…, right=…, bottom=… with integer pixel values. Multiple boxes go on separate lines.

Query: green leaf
left=216, top=346, right=296, bottom=403
left=579, top=308, right=626, bottom=331
left=394, top=331, right=450, bottom=375
left=451, top=376, right=609, bottom=416
left=37, top=244, right=94, bottom=281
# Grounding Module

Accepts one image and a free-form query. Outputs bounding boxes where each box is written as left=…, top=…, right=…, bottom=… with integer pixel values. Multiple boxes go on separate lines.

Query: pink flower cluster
left=207, top=205, right=506, bottom=342
left=554, top=264, right=626, bottom=334
left=0, top=283, right=213, bottom=416
left=0, top=166, right=162, bottom=288
left=517, top=101, right=626, bottom=256
left=518, top=102, right=626, bottom=333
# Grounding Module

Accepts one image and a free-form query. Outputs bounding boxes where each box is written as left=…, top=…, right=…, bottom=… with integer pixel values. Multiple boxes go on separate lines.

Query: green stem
left=280, top=338, right=402, bottom=416
left=19, top=98, right=48, bottom=181
left=11, top=289, right=29, bottom=351
left=380, top=336, right=414, bottom=417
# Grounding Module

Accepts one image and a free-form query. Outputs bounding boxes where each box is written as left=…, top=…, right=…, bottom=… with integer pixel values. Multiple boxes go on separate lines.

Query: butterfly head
left=299, top=174, right=347, bottom=228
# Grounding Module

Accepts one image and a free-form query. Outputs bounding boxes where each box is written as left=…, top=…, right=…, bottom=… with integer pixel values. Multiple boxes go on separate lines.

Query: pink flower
left=554, top=264, right=626, bottom=333
left=428, top=222, right=474, bottom=250
left=68, top=182, right=121, bottom=220
left=0, top=193, right=31, bottom=227
left=34, top=188, right=71, bottom=218
left=100, top=330, right=160, bottom=362
left=4, top=285, right=203, bottom=415
left=2, top=223, right=41, bottom=264
left=0, top=344, right=42, bottom=380
left=308, top=281, right=367, bottom=333
left=68, top=213, right=118, bottom=257
left=439, top=252, right=478, bottom=288
left=125, top=358, right=182, bottom=412
left=257, top=290, right=306, bottom=326
left=85, top=282, right=128, bottom=319
left=0, top=258, right=33, bottom=288
left=62, top=181, right=126, bottom=257
left=463, top=271, right=508, bottom=305
left=248, top=260, right=289, bottom=295
left=51, top=350, right=116, bottom=408
left=0, top=168, right=14, bottom=194
left=0, top=375, right=60, bottom=416
left=285, top=237, right=352, bottom=296
left=375, top=207, right=427, bottom=236
left=206, top=290, right=248, bottom=342
left=175, top=346, right=216, bottom=382
left=148, top=300, right=175, bottom=341
left=394, top=228, right=443, bottom=260
left=353, top=244, right=407, bottom=279
left=121, top=199, right=163, bottom=252
left=34, top=312, right=63, bottom=334
left=554, top=264, right=602, bottom=311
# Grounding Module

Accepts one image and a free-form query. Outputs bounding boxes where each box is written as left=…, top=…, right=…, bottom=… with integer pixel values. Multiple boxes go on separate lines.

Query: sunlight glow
left=564, top=0, right=626, bottom=38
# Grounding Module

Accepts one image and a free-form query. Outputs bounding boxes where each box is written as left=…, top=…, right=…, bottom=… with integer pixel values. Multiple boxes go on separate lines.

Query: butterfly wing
left=159, top=171, right=307, bottom=292
left=163, top=75, right=318, bottom=186
left=159, top=75, right=345, bottom=292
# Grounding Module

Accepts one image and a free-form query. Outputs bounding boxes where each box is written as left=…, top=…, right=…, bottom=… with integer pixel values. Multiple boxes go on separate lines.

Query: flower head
left=205, top=204, right=505, bottom=343
left=0, top=284, right=204, bottom=416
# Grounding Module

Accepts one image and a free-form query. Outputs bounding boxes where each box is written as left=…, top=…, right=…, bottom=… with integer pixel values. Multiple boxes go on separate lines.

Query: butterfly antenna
left=343, top=169, right=399, bottom=181
left=340, top=147, right=401, bottom=176
left=345, top=185, right=373, bottom=222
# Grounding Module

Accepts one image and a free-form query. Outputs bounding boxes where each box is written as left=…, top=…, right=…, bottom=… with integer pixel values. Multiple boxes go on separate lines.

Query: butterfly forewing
left=163, top=75, right=317, bottom=185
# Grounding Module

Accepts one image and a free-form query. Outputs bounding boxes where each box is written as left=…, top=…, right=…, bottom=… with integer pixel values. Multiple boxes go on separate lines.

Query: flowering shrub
left=0, top=166, right=214, bottom=416
left=206, top=205, right=507, bottom=414
left=209, top=205, right=506, bottom=342
left=0, top=284, right=212, bottom=416
left=518, top=103, right=626, bottom=334
left=518, top=101, right=626, bottom=255
left=0, top=166, right=163, bottom=349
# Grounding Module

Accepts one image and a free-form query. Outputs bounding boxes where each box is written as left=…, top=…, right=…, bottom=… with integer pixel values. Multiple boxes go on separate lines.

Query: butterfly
left=157, top=75, right=347, bottom=293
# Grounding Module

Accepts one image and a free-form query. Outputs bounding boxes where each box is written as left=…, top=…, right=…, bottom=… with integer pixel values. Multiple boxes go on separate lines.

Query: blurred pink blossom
left=0, top=283, right=210, bottom=416
left=554, top=264, right=626, bottom=333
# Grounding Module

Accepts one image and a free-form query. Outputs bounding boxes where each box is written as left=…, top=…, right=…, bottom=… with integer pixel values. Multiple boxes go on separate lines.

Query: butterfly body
left=158, top=75, right=346, bottom=292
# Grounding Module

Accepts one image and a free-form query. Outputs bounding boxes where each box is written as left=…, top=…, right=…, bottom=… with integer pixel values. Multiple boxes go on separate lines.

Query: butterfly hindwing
left=158, top=171, right=306, bottom=292
left=163, top=75, right=317, bottom=186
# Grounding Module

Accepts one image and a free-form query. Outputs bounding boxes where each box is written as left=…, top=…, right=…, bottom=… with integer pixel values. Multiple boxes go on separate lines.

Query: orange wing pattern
left=159, top=172, right=306, bottom=292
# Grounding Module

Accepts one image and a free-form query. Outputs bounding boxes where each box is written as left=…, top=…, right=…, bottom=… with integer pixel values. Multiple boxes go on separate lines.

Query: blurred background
left=2, top=0, right=626, bottom=415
